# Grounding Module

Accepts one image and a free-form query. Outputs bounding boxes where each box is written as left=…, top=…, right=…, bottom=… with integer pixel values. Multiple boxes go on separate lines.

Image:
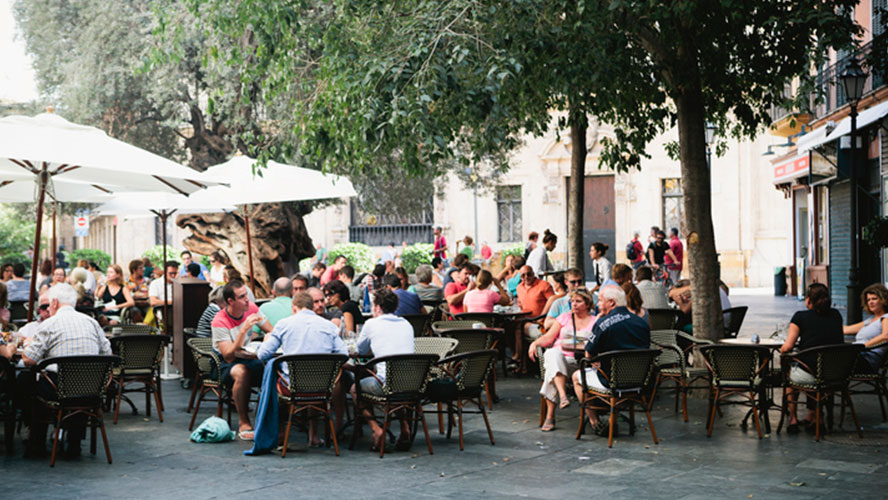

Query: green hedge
left=327, top=242, right=375, bottom=272
left=400, top=243, right=433, bottom=273
left=500, top=243, right=525, bottom=264
left=66, top=249, right=112, bottom=271
left=141, top=245, right=182, bottom=266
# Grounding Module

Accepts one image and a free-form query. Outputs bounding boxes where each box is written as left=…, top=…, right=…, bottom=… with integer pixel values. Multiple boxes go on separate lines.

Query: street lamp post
left=840, top=57, right=867, bottom=324
left=704, top=122, right=716, bottom=170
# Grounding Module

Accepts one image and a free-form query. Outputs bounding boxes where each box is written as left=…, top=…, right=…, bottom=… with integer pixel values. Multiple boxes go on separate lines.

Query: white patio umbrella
left=0, top=111, right=227, bottom=317
left=189, top=154, right=356, bottom=293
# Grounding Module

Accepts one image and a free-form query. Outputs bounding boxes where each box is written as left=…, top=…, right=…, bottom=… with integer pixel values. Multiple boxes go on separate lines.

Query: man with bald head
left=514, top=265, right=554, bottom=369
left=257, top=277, right=295, bottom=330
left=309, top=286, right=342, bottom=327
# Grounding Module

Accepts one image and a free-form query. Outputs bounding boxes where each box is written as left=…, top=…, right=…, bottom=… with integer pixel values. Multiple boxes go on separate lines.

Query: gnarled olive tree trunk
left=176, top=202, right=315, bottom=297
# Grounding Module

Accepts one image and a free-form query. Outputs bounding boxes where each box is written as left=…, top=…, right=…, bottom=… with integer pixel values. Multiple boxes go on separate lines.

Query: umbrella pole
left=51, top=201, right=57, bottom=269
left=243, top=205, right=256, bottom=295
left=28, top=164, right=49, bottom=320
left=161, top=210, right=170, bottom=336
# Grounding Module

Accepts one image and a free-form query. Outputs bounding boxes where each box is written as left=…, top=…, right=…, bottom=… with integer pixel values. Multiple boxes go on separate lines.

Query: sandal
left=541, top=418, right=555, bottom=432
left=559, top=399, right=571, bottom=410
left=237, top=429, right=255, bottom=441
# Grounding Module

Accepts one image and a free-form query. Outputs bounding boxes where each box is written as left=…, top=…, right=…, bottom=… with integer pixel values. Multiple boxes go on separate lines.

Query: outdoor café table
left=717, top=337, right=784, bottom=434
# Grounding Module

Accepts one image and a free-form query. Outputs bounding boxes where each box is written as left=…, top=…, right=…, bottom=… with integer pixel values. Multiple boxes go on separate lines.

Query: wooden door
left=567, top=175, right=615, bottom=280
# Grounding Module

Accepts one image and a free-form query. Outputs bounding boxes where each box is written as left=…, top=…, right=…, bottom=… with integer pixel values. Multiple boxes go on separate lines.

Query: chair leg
left=681, top=378, right=689, bottom=422
left=437, top=402, right=444, bottom=434
left=484, top=381, right=493, bottom=410
left=188, top=387, right=208, bottom=431
left=749, top=392, right=762, bottom=439
left=186, top=376, right=199, bottom=413
left=113, top=378, right=123, bottom=424
left=457, top=399, right=464, bottom=451
left=90, top=418, right=97, bottom=455
left=480, top=402, right=495, bottom=445
left=417, top=404, right=434, bottom=456
left=844, top=390, right=863, bottom=439
left=446, top=402, right=454, bottom=439
left=50, top=409, right=63, bottom=467
left=327, top=402, right=340, bottom=456
left=643, top=397, right=659, bottom=444
left=707, top=389, right=719, bottom=437
left=576, top=401, right=586, bottom=440
left=145, top=383, right=152, bottom=418
left=97, top=408, right=112, bottom=464
left=776, top=387, right=788, bottom=434
left=153, top=383, right=164, bottom=423
left=155, top=373, right=164, bottom=411
left=607, top=398, right=616, bottom=448
left=379, top=407, right=390, bottom=458
left=282, top=404, right=295, bottom=458
left=815, top=396, right=822, bottom=442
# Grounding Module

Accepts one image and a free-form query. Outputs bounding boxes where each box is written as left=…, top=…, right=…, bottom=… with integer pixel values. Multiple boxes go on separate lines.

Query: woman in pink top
left=528, top=289, right=596, bottom=431
left=463, top=270, right=510, bottom=313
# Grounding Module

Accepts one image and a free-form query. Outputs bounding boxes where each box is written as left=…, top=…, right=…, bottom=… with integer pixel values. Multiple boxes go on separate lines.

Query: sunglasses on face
left=520, top=273, right=533, bottom=278
left=39, top=304, right=49, bottom=311
left=567, top=279, right=583, bottom=285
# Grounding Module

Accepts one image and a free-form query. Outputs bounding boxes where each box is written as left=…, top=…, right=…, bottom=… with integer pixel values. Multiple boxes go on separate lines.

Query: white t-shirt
left=356, top=314, right=415, bottom=381
left=526, top=246, right=553, bottom=276
left=148, top=277, right=173, bottom=303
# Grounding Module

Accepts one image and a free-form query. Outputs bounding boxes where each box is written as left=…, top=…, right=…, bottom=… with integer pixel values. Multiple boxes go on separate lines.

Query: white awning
left=796, top=124, right=832, bottom=153
left=796, top=100, right=888, bottom=153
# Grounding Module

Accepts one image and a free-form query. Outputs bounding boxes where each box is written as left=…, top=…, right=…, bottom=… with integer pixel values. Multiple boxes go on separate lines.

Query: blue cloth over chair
left=245, top=358, right=279, bottom=456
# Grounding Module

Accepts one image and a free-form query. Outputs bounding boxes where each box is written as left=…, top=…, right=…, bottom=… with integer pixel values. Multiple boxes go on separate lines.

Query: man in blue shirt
left=384, top=274, right=422, bottom=316
left=178, top=251, right=208, bottom=280
left=256, top=291, right=347, bottom=446
left=572, top=285, right=650, bottom=435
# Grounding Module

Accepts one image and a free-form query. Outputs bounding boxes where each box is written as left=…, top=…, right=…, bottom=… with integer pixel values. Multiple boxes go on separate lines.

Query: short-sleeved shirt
left=257, top=296, right=294, bottom=329
left=195, top=303, right=220, bottom=338
left=5, top=279, right=29, bottom=301
left=408, top=283, right=444, bottom=302
left=256, top=310, right=347, bottom=382
left=647, top=241, right=669, bottom=265
left=356, top=314, right=415, bottom=381
left=340, top=300, right=365, bottom=328
left=790, top=308, right=843, bottom=367
left=526, top=247, right=553, bottom=276
left=179, top=262, right=208, bottom=280
left=320, top=266, right=339, bottom=286
left=211, top=303, right=265, bottom=352
left=517, top=278, right=554, bottom=317
left=23, top=306, right=112, bottom=368
left=547, top=294, right=571, bottom=319
left=148, top=277, right=173, bottom=302
left=463, top=288, right=501, bottom=313
left=126, top=277, right=149, bottom=297
left=666, top=237, right=683, bottom=271
left=444, top=281, right=468, bottom=314
left=585, top=306, right=651, bottom=385
left=393, top=288, right=423, bottom=316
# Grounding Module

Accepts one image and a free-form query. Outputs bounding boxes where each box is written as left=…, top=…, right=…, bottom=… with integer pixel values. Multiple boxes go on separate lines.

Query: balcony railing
left=809, top=41, right=881, bottom=121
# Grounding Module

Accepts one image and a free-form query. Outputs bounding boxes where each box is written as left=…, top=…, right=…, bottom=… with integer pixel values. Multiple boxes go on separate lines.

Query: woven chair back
left=650, top=329, right=682, bottom=367
left=600, top=349, right=661, bottom=391
left=648, top=309, right=677, bottom=331
left=431, top=320, right=485, bottom=333
left=380, top=354, right=438, bottom=397
left=187, top=337, right=219, bottom=384
left=49, top=356, right=117, bottom=402
left=701, top=345, right=769, bottom=385
left=279, top=354, right=347, bottom=397
left=402, top=313, right=432, bottom=337
left=808, top=344, right=864, bottom=387
left=451, top=350, right=497, bottom=392
left=439, top=328, right=495, bottom=354
left=112, top=324, right=157, bottom=336
left=414, top=337, right=459, bottom=360
left=722, top=306, right=748, bottom=338
left=111, top=335, right=167, bottom=371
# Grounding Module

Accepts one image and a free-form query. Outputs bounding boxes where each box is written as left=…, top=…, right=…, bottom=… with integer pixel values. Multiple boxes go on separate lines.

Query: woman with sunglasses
left=323, top=279, right=365, bottom=335
left=208, top=251, right=227, bottom=287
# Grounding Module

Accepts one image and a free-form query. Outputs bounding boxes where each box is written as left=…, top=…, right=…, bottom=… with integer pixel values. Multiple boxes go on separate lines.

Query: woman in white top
left=431, top=257, right=446, bottom=288
left=208, top=251, right=227, bottom=287
left=844, top=283, right=888, bottom=373
left=526, top=229, right=557, bottom=276
left=588, top=242, right=612, bottom=294
left=528, top=289, right=596, bottom=432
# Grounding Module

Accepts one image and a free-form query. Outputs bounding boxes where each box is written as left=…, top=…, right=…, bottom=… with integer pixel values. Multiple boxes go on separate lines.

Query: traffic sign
left=74, top=211, right=89, bottom=237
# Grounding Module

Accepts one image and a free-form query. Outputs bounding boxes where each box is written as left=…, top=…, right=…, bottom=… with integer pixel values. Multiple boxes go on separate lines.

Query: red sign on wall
left=773, top=153, right=809, bottom=183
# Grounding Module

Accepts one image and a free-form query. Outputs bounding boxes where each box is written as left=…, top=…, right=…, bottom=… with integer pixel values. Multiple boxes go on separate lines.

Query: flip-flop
left=237, top=429, right=255, bottom=441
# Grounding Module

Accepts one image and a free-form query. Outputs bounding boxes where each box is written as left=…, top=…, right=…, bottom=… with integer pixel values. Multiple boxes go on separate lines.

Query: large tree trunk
left=176, top=203, right=315, bottom=297
left=567, top=105, right=588, bottom=269
left=675, top=91, right=723, bottom=342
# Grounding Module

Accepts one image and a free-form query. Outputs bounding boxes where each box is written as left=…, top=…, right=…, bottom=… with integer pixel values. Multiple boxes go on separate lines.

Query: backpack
left=626, top=241, right=638, bottom=261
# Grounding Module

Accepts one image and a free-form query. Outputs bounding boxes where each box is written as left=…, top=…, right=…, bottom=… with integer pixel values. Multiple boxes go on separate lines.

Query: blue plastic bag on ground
left=190, top=416, right=236, bottom=443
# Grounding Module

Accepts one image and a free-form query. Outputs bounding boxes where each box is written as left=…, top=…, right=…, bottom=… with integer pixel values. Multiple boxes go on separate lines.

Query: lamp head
left=840, top=58, right=867, bottom=105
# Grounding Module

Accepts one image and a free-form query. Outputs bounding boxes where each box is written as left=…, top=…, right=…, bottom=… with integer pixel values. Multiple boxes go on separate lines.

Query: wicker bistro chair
left=437, top=328, right=502, bottom=409
left=274, top=354, right=348, bottom=457
left=722, top=306, right=749, bottom=338
left=187, top=337, right=233, bottom=430
left=650, top=329, right=713, bottom=422
left=110, top=335, right=169, bottom=424
left=349, top=353, right=438, bottom=458
left=107, top=324, right=159, bottom=336
left=699, top=344, right=772, bottom=439
left=648, top=308, right=679, bottom=331
left=453, top=312, right=500, bottom=328
left=843, top=340, right=888, bottom=422
left=575, top=349, right=661, bottom=448
left=778, top=343, right=865, bottom=442
left=34, top=355, right=120, bottom=467
left=402, top=313, right=432, bottom=337
left=415, top=337, right=460, bottom=434
left=0, top=357, right=14, bottom=454
left=423, top=350, right=498, bottom=450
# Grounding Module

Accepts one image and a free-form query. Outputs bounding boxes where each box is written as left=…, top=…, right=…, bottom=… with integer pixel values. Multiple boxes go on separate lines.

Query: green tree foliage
left=0, top=206, right=37, bottom=270
left=327, top=243, right=375, bottom=272
left=142, top=245, right=182, bottom=267
left=189, top=0, right=858, bottom=339
left=65, top=249, right=112, bottom=271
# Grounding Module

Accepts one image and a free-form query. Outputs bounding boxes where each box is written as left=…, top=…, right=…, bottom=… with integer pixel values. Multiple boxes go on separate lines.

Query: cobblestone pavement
left=3, top=291, right=887, bottom=500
